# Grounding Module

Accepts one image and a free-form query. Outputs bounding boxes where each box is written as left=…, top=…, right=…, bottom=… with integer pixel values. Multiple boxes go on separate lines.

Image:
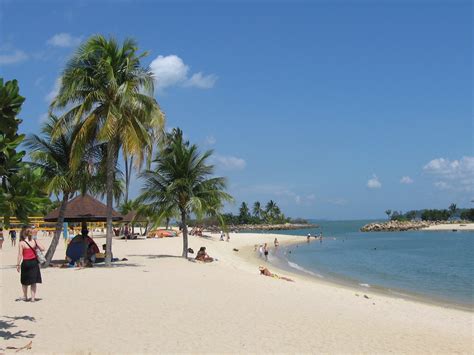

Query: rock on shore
left=360, top=220, right=468, bottom=232
left=206, top=223, right=317, bottom=233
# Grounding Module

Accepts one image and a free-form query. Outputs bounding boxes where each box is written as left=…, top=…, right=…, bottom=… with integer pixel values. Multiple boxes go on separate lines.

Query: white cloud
left=327, top=197, right=348, bottom=206
left=184, top=72, right=217, bottom=89
left=234, top=184, right=315, bottom=206
left=434, top=181, right=451, bottom=190
left=400, top=176, right=414, bottom=184
left=423, top=156, right=474, bottom=192
left=204, top=135, right=216, bottom=145
left=212, top=154, right=246, bottom=171
left=0, top=50, right=27, bottom=65
left=150, top=54, right=217, bottom=91
left=47, top=33, right=82, bottom=48
left=367, top=174, right=382, bottom=189
left=45, top=78, right=61, bottom=102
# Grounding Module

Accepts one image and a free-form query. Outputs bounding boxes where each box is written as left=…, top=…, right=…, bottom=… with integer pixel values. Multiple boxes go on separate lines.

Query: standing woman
left=17, top=228, right=45, bottom=302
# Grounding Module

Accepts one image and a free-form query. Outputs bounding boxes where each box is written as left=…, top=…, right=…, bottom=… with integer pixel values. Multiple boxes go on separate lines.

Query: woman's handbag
left=25, top=240, right=46, bottom=265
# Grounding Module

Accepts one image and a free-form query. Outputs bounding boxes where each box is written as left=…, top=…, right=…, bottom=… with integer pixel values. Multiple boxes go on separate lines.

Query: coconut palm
left=26, top=115, right=98, bottom=266
left=449, top=203, right=457, bottom=217
left=139, top=128, right=232, bottom=258
left=252, top=201, right=262, bottom=219
left=51, top=35, right=164, bottom=265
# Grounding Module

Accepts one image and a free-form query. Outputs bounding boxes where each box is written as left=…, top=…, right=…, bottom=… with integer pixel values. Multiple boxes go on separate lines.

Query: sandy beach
left=1, top=232, right=472, bottom=354
left=422, top=223, right=474, bottom=231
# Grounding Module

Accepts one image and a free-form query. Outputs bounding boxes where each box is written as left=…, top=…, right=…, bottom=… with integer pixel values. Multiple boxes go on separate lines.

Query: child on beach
left=263, top=243, right=269, bottom=261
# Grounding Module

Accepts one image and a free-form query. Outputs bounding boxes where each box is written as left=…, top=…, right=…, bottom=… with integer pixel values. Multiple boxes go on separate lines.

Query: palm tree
left=385, top=209, right=392, bottom=220
left=51, top=35, right=164, bottom=265
left=26, top=115, right=97, bottom=266
left=449, top=203, right=457, bottom=217
left=139, top=128, right=232, bottom=258
left=252, top=201, right=262, bottom=219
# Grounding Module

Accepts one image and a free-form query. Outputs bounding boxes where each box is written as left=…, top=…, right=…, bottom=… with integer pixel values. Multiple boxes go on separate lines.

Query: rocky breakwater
left=206, top=223, right=317, bottom=233
left=361, top=221, right=432, bottom=232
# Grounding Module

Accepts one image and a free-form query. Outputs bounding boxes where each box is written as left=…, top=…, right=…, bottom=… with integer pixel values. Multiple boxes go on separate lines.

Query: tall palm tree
left=51, top=35, right=164, bottom=265
left=139, top=128, right=232, bottom=258
left=26, top=115, right=97, bottom=266
left=449, top=203, right=457, bottom=217
left=253, top=201, right=262, bottom=219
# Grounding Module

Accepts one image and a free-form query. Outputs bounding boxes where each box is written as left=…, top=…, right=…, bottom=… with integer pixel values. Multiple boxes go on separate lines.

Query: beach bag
left=25, top=241, right=46, bottom=265
left=35, top=248, right=46, bottom=265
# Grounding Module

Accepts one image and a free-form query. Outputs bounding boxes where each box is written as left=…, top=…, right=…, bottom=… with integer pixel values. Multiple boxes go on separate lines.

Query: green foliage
left=421, top=209, right=451, bottom=221
left=385, top=209, right=392, bottom=219
left=0, top=165, right=51, bottom=225
left=0, top=78, right=50, bottom=226
left=0, top=78, right=25, bottom=192
left=460, top=209, right=474, bottom=221
left=238, top=202, right=251, bottom=224
left=449, top=203, right=457, bottom=216
left=138, top=128, right=233, bottom=256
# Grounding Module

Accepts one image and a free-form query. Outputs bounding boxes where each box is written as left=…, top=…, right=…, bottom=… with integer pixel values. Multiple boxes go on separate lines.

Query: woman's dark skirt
left=21, top=259, right=42, bottom=285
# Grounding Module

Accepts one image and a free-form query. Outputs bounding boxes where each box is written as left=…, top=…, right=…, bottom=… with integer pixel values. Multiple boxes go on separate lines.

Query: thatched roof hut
left=44, top=194, right=123, bottom=222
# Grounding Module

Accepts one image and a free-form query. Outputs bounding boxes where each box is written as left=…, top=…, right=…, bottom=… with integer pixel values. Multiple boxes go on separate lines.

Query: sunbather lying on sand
left=259, top=266, right=294, bottom=282
left=195, top=247, right=214, bottom=262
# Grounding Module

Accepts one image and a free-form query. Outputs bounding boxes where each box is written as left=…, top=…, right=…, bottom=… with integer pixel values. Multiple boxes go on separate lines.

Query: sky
left=0, top=0, right=472, bottom=219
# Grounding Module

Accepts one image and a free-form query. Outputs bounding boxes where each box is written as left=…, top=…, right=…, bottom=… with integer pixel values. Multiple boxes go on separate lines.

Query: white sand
left=422, top=223, right=474, bottom=231
left=1, top=232, right=472, bottom=354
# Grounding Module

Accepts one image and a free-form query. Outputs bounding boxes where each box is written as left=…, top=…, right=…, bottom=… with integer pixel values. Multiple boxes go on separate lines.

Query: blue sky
left=1, top=0, right=472, bottom=219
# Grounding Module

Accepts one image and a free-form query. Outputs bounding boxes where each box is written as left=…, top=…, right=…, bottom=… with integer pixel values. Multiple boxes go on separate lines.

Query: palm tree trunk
left=124, top=155, right=133, bottom=203
left=105, top=143, right=116, bottom=266
left=44, top=192, right=69, bottom=267
left=181, top=209, right=188, bottom=258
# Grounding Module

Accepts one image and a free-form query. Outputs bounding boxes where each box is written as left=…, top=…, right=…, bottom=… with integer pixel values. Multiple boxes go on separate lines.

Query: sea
left=263, top=220, right=473, bottom=308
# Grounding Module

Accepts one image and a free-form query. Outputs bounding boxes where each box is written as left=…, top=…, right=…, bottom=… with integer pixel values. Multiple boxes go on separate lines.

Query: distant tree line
left=384, top=204, right=474, bottom=222
left=189, top=200, right=309, bottom=227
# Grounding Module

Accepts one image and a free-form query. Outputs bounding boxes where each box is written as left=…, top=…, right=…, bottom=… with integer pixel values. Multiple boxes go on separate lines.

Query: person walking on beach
left=0, top=227, right=4, bottom=249
left=307, top=233, right=311, bottom=242
left=263, top=243, right=269, bottom=261
left=10, top=229, right=17, bottom=247
left=17, top=228, right=45, bottom=302
left=274, top=238, right=279, bottom=248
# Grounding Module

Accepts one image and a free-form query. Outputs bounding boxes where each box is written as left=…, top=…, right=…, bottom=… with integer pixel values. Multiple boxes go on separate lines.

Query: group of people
left=307, top=232, right=323, bottom=243
left=219, top=230, right=230, bottom=242
left=0, top=227, right=18, bottom=249
left=190, top=226, right=204, bottom=236
left=256, top=238, right=279, bottom=261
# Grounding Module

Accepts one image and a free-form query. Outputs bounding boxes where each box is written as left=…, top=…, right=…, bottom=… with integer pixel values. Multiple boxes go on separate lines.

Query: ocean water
left=268, top=220, right=474, bottom=307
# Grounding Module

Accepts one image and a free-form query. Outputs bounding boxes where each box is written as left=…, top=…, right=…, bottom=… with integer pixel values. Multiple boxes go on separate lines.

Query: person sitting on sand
left=195, top=247, right=214, bottom=262
left=258, top=266, right=293, bottom=282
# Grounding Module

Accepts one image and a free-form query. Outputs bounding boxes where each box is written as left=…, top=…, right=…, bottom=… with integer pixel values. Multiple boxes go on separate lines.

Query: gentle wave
left=359, top=283, right=371, bottom=288
left=288, top=261, right=323, bottom=278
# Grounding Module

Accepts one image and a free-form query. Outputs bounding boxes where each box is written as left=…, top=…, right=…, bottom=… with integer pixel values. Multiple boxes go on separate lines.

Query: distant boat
left=452, top=229, right=458, bottom=232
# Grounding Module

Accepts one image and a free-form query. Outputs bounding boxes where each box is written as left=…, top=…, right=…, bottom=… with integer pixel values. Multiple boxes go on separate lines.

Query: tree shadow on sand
left=0, top=315, right=36, bottom=340
left=126, top=254, right=182, bottom=259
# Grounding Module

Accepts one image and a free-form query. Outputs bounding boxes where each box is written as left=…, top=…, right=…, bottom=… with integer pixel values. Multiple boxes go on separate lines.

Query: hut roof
left=44, top=194, right=123, bottom=222
left=122, top=210, right=147, bottom=223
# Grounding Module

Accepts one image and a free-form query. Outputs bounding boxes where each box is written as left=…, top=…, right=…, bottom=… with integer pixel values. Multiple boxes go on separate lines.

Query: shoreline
left=1, top=231, right=472, bottom=353
left=235, top=234, right=473, bottom=312
left=361, top=220, right=474, bottom=232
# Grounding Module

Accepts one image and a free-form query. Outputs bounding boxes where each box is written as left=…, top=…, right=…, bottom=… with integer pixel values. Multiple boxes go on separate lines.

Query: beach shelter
left=44, top=194, right=123, bottom=223
left=44, top=194, right=122, bottom=262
